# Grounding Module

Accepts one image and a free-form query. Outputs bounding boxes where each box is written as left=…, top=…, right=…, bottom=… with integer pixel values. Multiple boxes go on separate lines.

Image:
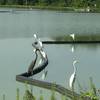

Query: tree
left=7, top=0, right=16, bottom=4
left=0, top=0, right=7, bottom=5
left=16, top=0, right=24, bottom=5
left=96, top=0, right=100, bottom=7
left=45, top=0, right=52, bottom=5
left=72, top=0, right=82, bottom=7
left=64, top=0, right=73, bottom=6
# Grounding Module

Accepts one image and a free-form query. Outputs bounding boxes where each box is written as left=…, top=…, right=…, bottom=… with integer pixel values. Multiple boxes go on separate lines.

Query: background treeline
left=0, top=0, right=100, bottom=8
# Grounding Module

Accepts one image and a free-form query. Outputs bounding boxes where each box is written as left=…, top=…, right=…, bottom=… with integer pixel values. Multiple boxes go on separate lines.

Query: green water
left=0, top=8, right=100, bottom=99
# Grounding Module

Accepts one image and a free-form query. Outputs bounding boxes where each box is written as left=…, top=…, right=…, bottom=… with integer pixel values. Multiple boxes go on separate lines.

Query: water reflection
left=70, top=44, right=100, bottom=51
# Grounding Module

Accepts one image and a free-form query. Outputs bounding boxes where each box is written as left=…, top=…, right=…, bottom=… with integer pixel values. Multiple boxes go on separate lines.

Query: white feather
left=69, top=73, right=76, bottom=89
left=69, top=60, right=78, bottom=89
left=70, top=34, right=75, bottom=40
left=34, top=34, right=37, bottom=39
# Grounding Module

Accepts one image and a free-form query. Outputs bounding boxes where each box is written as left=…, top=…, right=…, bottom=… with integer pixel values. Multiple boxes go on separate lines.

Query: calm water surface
left=0, top=8, right=100, bottom=38
left=0, top=8, right=100, bottom=99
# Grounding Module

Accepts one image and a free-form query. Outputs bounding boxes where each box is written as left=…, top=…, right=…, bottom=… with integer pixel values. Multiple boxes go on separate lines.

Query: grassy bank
left=0, top=5, right=75, bottom=11
left=53, top=34, right=100, bottom=42
left=0, top=5, right=100, bottom=12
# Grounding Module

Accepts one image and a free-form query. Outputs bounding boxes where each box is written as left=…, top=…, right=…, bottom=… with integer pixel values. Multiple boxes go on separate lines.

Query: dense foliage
left=0, top=0, right=100, bottom=8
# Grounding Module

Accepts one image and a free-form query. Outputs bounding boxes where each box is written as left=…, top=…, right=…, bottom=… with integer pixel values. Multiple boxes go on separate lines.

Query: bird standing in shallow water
left=70, top=33, right=75, bottom=53
left=70, top=33, right=75, bottom=41
left=69, top=60, right=78, bottom=90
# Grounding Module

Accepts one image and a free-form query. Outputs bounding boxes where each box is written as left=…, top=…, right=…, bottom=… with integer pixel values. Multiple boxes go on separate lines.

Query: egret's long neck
left=73, top=63, right=76, bottom=74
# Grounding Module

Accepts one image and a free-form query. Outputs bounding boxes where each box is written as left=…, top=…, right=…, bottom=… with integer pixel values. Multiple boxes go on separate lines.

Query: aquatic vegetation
left=39, top=90, right=44, bottom=100
left=23, top=89, right=36, bottom=100
left=50, top=82, right=56, bottom=100
left=61, top=95, right=68, bottom=100
left=79, top=77, right=100, bottom=100
left=24, top=78, right=99, bottom=100
left=39, top=94, right=44, bottom=100
left=53, top=34, right=100, bottom=42
left=50, top=90, right=56, bottom=100
left=1, top=78, right=100, bottom=100
left=16, top=88, right=19, bottom=100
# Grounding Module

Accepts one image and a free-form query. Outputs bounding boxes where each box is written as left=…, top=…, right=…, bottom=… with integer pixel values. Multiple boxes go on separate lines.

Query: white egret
left=33, top=34, right=37, bottom=39
left=69, top=60, right=78, bottom=90
left=70, top=33, right=75, bottom=41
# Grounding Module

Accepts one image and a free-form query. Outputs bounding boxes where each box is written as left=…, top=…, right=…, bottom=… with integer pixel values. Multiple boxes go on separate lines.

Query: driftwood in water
left=16, top=75, right=91, bottom=100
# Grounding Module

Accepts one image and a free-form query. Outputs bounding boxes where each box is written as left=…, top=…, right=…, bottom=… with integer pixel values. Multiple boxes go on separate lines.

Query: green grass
left=16, top=88, right=19, bottom=100
left=0, top=4, right=75, bottom=11
left=79, top=77, right=100, bottom=100
left=0, top=3, right=100, bottom=12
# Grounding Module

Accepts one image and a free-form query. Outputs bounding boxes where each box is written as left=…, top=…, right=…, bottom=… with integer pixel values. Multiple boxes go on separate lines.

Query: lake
left=0, top=8, right=100, bottom=38
left=0, top=8, right=100, bottom=100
